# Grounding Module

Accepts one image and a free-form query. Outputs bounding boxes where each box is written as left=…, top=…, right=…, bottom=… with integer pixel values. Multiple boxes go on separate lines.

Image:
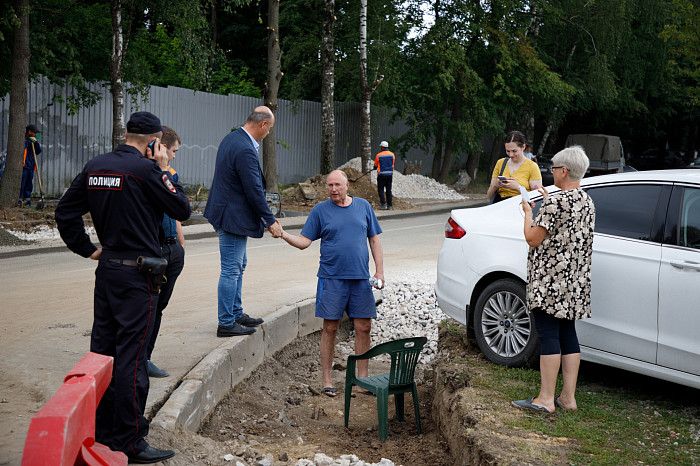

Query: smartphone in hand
left=497, top=176, right=508, bottom=182
left=147, top=138, right=157, bottom=157
left=519, top=185, right=531, bottom=203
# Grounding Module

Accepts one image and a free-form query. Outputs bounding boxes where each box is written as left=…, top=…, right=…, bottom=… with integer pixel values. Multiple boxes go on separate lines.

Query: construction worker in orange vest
left=374, top=140, right=395, bottom=210
left=20, top=124, right=42, bottom=206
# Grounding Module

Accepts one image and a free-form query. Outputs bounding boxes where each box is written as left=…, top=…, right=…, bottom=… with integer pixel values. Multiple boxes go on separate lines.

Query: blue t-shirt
left=301, top=197, right=382, bottom=279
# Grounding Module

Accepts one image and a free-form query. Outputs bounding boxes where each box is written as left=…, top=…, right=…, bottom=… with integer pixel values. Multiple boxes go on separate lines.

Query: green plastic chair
left=344, top=336, right=427, bottom=441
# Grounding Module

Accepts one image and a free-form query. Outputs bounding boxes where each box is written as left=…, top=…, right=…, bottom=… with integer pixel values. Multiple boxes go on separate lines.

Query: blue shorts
left=315, top=278, right=377, bottom=320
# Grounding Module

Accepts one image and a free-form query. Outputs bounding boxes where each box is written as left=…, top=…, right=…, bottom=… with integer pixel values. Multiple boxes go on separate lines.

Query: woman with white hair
left=512, top=146, right=596, bottom=414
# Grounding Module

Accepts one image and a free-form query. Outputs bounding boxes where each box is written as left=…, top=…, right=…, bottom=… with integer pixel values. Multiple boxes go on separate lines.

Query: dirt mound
left=280, top=167, right=414, bottom=214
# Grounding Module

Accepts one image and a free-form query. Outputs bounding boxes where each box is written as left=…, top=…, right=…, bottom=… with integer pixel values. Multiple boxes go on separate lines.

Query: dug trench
left=142, top=322, right=572, bottom=465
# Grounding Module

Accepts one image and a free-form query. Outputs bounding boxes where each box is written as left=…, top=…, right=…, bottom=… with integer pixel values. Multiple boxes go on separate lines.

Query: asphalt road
left=0, top=208, right=462, bottom=465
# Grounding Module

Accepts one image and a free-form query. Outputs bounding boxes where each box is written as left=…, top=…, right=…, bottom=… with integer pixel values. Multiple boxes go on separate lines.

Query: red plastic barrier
left=21, top=352, right=127, bottom=465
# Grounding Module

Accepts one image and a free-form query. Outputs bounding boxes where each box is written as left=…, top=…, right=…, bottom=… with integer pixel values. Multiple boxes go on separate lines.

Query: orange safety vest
left=374, top=150, right=395, bottom=175
left=23, top=142, right=38, bottom=171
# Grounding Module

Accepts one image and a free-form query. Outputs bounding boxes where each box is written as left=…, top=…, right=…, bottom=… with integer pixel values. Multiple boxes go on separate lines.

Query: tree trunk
left=538, top=104, right=558, bottom=155
left=211, top=0, right=218, bottom=48
left=0, top=0, right=30, bottom=208
left=439, top=139, right=454, bottom=183
left=262, top=0, right=281, bottom=192
left=110, top=0, right=126, bottom=150
left=539, top=43, right=576, bottom=154
left=438, top=71, right=464, bottom=183
left=320, top=0, right=335, bottom=175
left=358, top=0, right=383, bottom=174
left=466, top=151, right=480, bottom=181
left=489, top=133, right=505, bottom=181
left=431, top=122, right=444, bottom=179
left=523, top=102, right=535, bottom=148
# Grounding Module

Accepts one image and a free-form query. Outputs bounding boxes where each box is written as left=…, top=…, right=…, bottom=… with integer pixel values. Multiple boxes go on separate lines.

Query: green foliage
left=1, top=0, right=697, bottom=157
left=0, top=0, right=111, bottom=106
left=661, top=0, right=700, bottom=105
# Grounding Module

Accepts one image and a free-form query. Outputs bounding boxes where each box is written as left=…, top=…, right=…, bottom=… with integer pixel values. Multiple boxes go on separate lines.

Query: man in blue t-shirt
left=278, top=169, right=384, bottom=397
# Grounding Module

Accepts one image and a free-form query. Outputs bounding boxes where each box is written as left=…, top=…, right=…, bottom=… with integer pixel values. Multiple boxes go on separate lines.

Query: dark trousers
left=147, top=241, right=185, bottom=360
left=377, top=175, right=393, bottom=207
left=92, top=260, right=157, bottom=455
left=19, top=168, right=33, bottom=202
left=531, top=307, right=580, bottom=355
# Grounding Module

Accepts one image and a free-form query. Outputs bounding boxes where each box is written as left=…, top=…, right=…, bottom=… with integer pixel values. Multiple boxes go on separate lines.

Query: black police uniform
left=55, top=144, right=190, bottom=455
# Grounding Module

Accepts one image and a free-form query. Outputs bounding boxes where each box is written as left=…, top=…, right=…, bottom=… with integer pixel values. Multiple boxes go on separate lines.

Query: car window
left=585, top=185, right=662, bottom=241
left=680, top=188, right=700, bottom=250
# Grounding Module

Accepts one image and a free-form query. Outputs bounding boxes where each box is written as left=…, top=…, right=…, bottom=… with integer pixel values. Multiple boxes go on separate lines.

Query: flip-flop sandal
left=512, top=397, right=552, bottom=414
left=554, top=395, right=578, bottom=412
left=356, top=389, right=375, bottom=397
left=322, top=387, right=337, bottom=398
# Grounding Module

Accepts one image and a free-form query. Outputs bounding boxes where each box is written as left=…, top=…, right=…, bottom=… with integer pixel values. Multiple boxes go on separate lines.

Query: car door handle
left=670, top=260, right=700, bottom=271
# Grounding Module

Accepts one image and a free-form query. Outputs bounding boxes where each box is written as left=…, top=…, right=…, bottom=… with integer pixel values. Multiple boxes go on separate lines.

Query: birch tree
left=320, top=0, right=335, bottom=175
left=358, top=0, right=383, bottom=174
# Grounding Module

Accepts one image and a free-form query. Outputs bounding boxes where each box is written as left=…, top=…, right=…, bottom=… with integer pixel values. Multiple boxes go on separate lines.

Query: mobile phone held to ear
left=147, top=138, right=157, bottom=157
left=519, top=185, right=531, bottom=203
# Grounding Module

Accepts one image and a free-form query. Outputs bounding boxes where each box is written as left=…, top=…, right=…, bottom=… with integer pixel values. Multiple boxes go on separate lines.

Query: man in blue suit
left=205, top=106, right=283, bottom=337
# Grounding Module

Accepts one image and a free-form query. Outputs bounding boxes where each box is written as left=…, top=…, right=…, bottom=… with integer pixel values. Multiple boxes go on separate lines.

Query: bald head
left=243, top=106, right=275, bottom=141
left=326, top=170, right=350, bottom=205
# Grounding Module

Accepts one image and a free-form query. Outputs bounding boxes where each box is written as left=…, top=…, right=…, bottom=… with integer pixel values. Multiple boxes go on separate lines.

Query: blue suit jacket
left=204, top=128, right=275, bottom=238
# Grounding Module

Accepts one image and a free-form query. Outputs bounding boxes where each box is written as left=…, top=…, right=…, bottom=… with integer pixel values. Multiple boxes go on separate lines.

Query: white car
left=435, top=170, right=700, bottom=389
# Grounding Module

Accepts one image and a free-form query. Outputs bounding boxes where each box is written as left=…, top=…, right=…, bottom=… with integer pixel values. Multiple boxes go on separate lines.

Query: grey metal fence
left=0, top=77, right=448, bottom=196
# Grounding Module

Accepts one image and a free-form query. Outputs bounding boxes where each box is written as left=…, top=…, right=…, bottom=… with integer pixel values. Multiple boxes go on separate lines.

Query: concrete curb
left=152, top=289, right=382, bottom=433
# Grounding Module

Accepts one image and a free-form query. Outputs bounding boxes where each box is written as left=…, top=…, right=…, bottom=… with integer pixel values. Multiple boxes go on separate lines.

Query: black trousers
left=92, top=259, right=157, bottom=455
left=377, top=175, right=393, bottom=206
left=147, top=241, right=185, bottom=360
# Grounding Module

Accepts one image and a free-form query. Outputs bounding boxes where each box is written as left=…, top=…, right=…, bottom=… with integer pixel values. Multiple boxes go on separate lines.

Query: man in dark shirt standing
left=55, top=112, right=190, bottom=463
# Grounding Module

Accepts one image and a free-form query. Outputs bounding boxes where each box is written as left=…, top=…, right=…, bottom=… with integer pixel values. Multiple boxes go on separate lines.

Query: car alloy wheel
left=473, top=279, right=538, bottom=367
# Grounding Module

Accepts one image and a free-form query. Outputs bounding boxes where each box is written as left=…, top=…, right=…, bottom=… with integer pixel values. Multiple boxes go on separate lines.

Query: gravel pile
left=0, top=227, right=32, bottom=246
left=293, top=454, right=396, bottom=466
left=4, top=225, right=93, bottom=242
left=339, top=158, right=465, bottom=201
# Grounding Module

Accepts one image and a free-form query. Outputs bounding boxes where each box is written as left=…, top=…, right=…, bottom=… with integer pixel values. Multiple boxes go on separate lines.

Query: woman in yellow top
left=487, top=131, right=543, bottom=203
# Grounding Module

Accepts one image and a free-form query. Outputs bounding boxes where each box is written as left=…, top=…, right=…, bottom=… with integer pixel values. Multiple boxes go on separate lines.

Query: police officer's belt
left=108, top=256, right=169, bottom=293
left=108, top=258, right=138, bottom=267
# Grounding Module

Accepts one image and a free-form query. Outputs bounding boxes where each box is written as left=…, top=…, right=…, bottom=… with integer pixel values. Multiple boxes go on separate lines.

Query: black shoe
left=236, top=312, right=264, bottom=327
left=127, top=445, right=175, bottom=464
left=217, top=322, right=256, bottom=337
left=148, top=360, right=169, bottom=378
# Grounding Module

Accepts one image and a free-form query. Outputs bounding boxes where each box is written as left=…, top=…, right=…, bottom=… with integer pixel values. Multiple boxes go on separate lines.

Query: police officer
left=147, top=125, right=185, bottom=378
left=55, top=112, right=190, bottom=463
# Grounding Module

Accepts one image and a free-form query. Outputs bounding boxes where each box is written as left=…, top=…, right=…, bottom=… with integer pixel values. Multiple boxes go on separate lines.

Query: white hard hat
left=380, top=141, right=389, bottom=148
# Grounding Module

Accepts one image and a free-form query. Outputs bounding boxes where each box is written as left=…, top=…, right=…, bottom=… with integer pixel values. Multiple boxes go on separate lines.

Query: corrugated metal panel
left=0, top=78, right=454, bottom=195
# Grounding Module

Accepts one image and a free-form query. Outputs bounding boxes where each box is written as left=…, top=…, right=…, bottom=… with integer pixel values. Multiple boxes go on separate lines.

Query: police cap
left=126, top=111, right=165, bottom=134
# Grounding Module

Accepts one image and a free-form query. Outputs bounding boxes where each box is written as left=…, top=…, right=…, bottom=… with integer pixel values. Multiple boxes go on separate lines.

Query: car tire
left=473, top=279, right=538, bottom=367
